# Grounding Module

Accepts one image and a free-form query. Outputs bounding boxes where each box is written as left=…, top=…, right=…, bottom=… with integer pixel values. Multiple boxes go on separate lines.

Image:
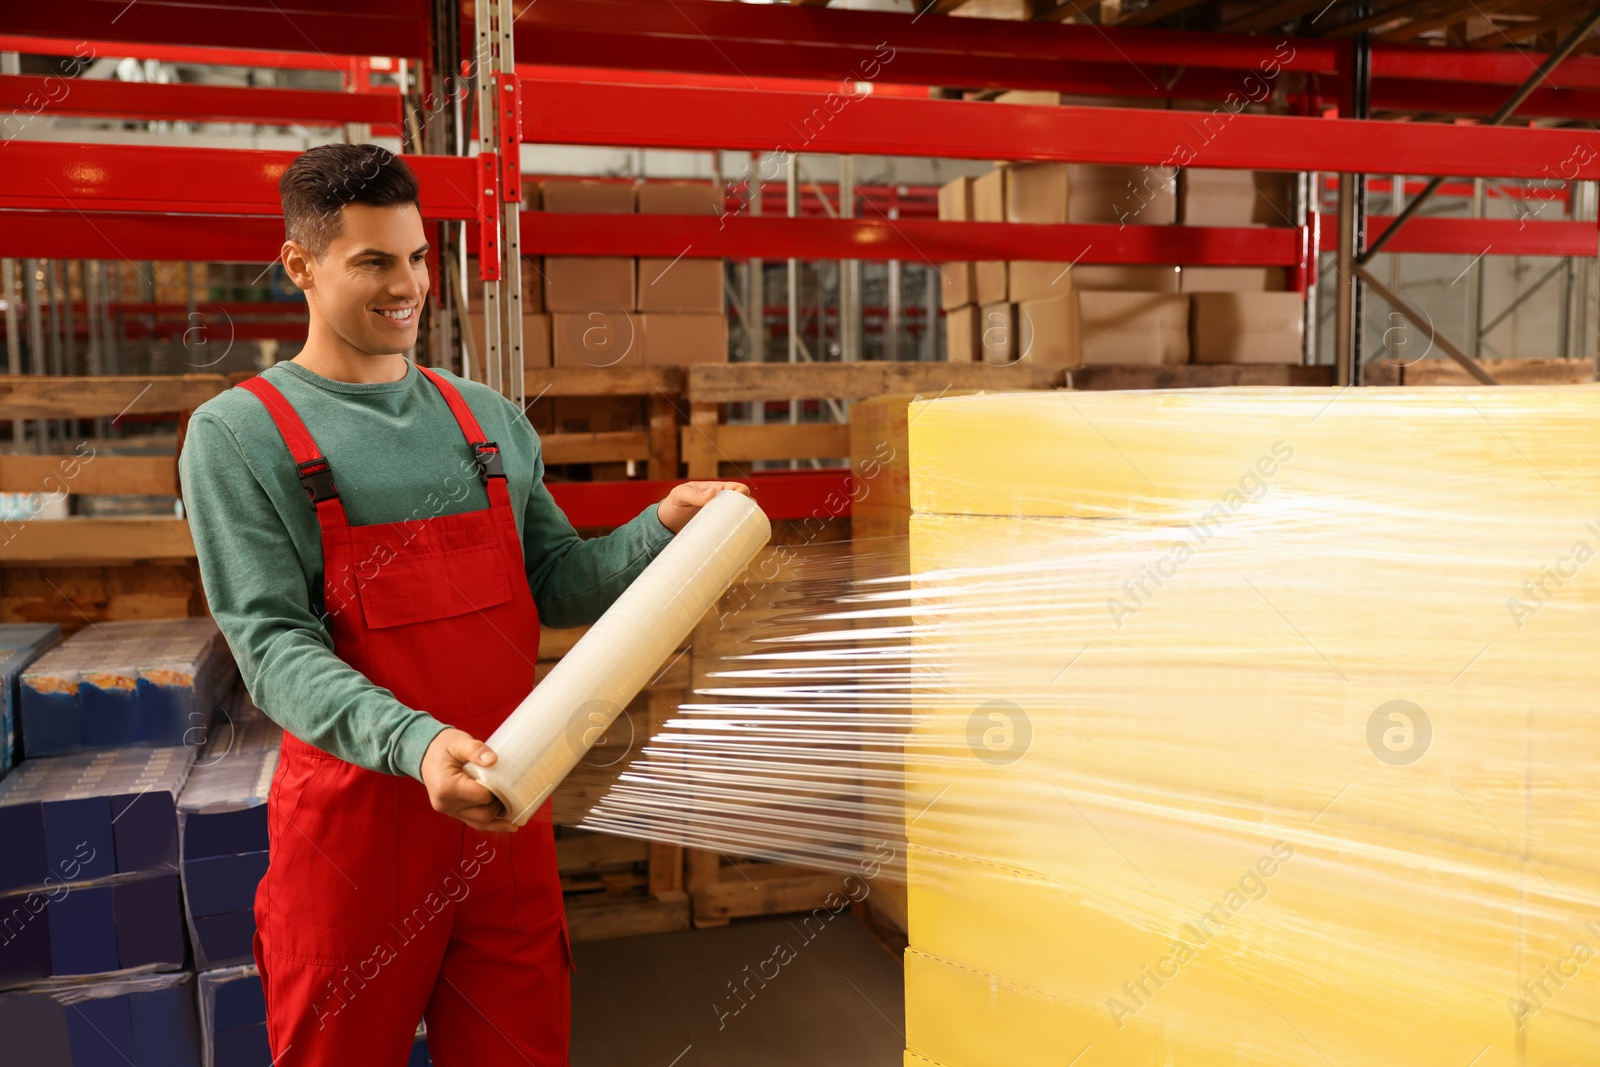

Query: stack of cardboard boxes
left=464, top=178, right=731, bottom=474
left=938, top=152, right=1303, bottom=368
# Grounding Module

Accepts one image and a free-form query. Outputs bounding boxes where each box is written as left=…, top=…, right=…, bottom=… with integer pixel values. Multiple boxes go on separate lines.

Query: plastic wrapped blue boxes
left=178, top=717, right=279, bottom=970
left=0, top=745, right=193, bottom=987
left=19, top=617, right=236, bottom=757
left=0, top=970, right=202, bottom=1067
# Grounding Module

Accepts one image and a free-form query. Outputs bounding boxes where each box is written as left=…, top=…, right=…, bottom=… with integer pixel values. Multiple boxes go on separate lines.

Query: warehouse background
left=0, top=0, right=1597, bottom=1064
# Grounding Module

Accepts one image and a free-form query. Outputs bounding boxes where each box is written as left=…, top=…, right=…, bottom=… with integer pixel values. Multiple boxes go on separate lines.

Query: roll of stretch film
left=465, top=490, right=772, bottom=826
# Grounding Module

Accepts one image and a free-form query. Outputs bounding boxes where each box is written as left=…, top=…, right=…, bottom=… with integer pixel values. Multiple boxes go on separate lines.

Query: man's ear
left=280, top=240, right=315, bottom=292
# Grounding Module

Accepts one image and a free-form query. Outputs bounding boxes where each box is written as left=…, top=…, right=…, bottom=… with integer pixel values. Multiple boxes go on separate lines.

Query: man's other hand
left=656, top=480, right=752, bottom=535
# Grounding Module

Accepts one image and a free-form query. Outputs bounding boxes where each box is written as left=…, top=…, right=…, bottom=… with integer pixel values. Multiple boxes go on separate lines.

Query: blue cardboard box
left=0, top=624, right=61, bottom=778
left=0, top=969, right=201, bottom=1067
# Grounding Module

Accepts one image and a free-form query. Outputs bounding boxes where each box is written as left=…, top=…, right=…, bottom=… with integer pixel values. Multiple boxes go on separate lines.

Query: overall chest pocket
left=357, top=541, right=513, bottom=630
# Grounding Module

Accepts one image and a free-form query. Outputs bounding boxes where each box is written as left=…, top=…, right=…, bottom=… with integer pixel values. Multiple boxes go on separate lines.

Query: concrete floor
left=571, top=914, right=905, bottom=1067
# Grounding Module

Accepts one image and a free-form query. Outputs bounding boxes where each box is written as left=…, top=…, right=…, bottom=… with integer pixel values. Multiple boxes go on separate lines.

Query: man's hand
left=420, top=728, right=518, bottom=834
left=656, top=480, right=752, bottom=535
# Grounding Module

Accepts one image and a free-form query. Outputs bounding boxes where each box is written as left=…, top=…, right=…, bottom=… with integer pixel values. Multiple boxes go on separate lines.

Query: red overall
left=238, top=365, right=572, bottom=1067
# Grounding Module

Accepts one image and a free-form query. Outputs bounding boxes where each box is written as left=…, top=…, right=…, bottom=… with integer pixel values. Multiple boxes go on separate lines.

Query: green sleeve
left=508, top=403, right=676, bottom=629
left=178, top=412, right=448, bottom=782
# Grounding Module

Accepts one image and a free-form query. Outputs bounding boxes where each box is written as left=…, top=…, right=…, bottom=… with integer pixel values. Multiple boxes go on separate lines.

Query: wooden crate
left=525, top=366, right=683, bottom=479
left=678, top=362, right=1064, bottom=479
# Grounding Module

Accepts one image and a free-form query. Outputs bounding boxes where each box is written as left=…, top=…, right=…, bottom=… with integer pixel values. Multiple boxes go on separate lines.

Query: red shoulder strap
left=234, top=375, right=349, bottom=529
left=416, top=366, right=511, bottom=509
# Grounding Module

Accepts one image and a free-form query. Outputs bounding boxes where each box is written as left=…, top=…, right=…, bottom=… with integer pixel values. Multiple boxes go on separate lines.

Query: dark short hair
left=279, top=143, right=420, bottom=260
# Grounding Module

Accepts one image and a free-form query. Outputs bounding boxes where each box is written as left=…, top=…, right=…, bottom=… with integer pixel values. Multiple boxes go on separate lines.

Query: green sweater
left=178, top=358, right=674, bottom=782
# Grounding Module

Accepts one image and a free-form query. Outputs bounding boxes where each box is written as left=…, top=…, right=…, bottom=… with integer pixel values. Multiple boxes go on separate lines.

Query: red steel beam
left=509, top=0, right=1600, bottom=92
left=549, top=470, right=854, bottom=529
left=0, top=75, right=402, bottom=129
left=1317, top=216, right=1597, bottom=257
left=524, top=80, right=1600, bottom=180
left=3, top=1, right=428, bottom=59
left=0, top=211, right=286, bottom=261
left=0, top=36, right=385, bottom=73
left=0, top=142, right=485, bottom=220
left=522, top=212, right=1300, bottom=267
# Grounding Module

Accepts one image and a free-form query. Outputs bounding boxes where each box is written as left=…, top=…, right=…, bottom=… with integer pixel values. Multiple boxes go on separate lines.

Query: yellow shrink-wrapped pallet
left=902, top=387, right=1600, bottom=1067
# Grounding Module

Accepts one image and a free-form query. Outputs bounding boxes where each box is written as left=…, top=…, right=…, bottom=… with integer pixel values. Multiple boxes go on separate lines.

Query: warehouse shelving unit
left=5, top=0, right=1597, bottom=535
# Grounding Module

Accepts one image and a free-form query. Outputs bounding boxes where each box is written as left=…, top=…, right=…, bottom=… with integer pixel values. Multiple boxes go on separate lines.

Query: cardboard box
left=520, top=181, right=543, bottom=209
left=972, top=168, right=1005, bottom=222
left=971, top=169, right=1006, bottom=302
left=635, top=181, right=721, bottom=216
left=637, top=257, right=723, bottom=314
left=552, top=396, right=647, bottom=434
left=1016, top=293, right=1077, bottom=366
left=1179, top=266, right=1287, bottom=292
left=940, top=262, right=977, bottom=311
left=994, top=90, right=1164, bottom=109
left=978, top=301, right=1016, bottom=365
left=1190, top=291, right=1304, bottom=364
left=1180, top=169, right=1293, bottom=226
left=1006, top=162, right=1176, bottom=226
left=1079, top=291, right=1189, bottom=364
left=937, top=176, right=974, bottom=221
left=633, top=183, right=722, bottom=313
left=975, top=260, right=1008, bottom=306
left=551, top=309, right=642, bottom=368
left=641, top=313, right=727, bottom=365
left=1008, top=262, right=1180, bottom=304
left=465, top=310, right=552, bottom=370
left=946, top=305, right=980, bottom=362
left=543, top=256, right=634, bottom=314
left=540, top=178, right=634, bottom=214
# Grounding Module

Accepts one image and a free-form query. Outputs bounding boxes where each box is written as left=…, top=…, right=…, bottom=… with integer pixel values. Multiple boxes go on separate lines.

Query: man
left=179, top=142, right=747, bottom=1066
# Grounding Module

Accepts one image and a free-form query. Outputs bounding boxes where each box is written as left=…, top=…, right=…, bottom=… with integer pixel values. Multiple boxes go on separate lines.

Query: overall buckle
left=297, top=457, right=338, bottom=504
left=470, top=441, right=505, bottom=485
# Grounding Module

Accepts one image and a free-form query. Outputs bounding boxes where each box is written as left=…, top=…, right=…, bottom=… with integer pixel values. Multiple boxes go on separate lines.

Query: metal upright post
left=1335, top=175, right=1357, bottom=386
left=1468, top=177, right=1485, bottom=361
left=27, top=258, right=47, bottom=449
left=839, top=156, right=859, bottom=363
left=2, top=258, right=21, bottom=448
left=747, top=152, right=765, bottom=367
left=787, top=151, right=801, bottom=444
left=886, top=173, right=901, bottom=363
left=473, top=0, right=504, bottom=394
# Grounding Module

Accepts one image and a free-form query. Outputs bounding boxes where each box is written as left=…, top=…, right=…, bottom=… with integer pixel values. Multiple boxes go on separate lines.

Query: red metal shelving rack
left=2, top=0, right=1597, bottom=522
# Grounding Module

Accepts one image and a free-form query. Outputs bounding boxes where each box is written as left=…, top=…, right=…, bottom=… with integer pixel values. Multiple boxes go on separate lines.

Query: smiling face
left=285, top=201, right=429, bottom=357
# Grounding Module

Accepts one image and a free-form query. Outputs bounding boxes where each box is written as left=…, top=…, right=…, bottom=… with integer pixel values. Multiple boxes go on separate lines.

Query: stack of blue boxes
left=0, top=744, right=193, bottom=986
left=178, top=716, right=277, bottom=972
left=0, top=616, right=436, bottom=1065
left=0, top=618, right=228, bottom=1065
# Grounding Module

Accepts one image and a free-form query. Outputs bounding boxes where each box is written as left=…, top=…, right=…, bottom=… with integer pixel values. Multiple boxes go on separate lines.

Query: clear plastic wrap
left=565, top=386, right=1600, bottom=1067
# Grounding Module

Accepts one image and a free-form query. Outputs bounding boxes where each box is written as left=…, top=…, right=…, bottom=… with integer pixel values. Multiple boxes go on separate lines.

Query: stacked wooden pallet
left=543, top=622, right=693, bottom=941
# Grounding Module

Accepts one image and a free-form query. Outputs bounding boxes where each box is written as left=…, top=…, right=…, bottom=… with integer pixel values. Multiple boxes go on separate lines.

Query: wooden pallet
left=678, top=362, right=1064, bottom=479
left=546, top=623, right=693, bottom=941
left=684, top=850, right=852, bottom=928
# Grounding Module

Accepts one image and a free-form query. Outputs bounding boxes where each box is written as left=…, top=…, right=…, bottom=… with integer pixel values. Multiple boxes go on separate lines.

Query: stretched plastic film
left=468, top=490, right=771, bottom=825
left=899, top=386, right=1600, bottom=1067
